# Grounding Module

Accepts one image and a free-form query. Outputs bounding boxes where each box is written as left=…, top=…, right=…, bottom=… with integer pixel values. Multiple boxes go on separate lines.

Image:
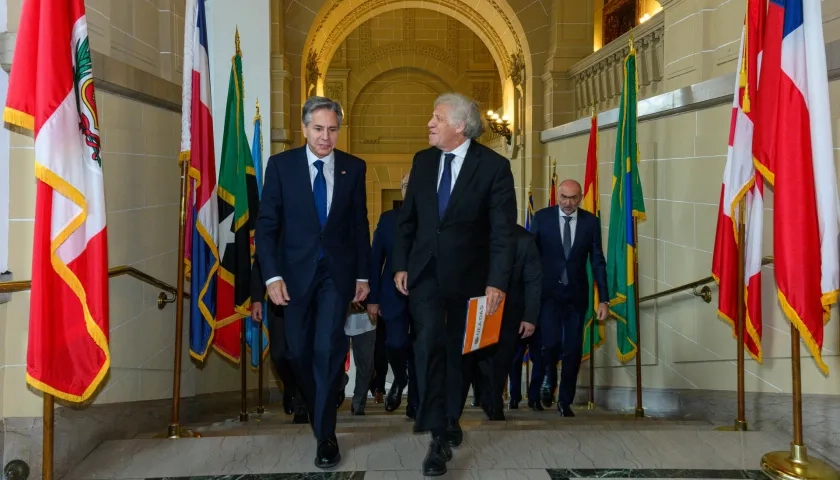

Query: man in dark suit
left=368, top=173, right=418, bottom=417
left=481, top=224, right=542, bottom=419
left=250, top=256, right=308, bottom=423
left=255, top=96, right=370, bottom=469
left=393, top=92, right=516, bottom=476
left=530, top=179, right=609, bottom=417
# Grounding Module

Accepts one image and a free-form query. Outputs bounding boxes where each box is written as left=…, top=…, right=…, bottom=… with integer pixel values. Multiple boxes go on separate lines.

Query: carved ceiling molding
left=310, top=0, right=523, bottom=80
left=358, top=12, right=458, bottom=69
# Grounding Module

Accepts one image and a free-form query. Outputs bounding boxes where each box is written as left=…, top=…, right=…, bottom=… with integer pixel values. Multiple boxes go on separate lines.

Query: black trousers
left=409, top=263, right=474, bottom=434
left=540, top=297, right=585, bottom=406
left=369, top=318, right=388, bottom=394
left=267, top=303, right=306, bottom=413
left=484, top=319, right=522, bottom=410
left=283, top=260, right=350, bottom=441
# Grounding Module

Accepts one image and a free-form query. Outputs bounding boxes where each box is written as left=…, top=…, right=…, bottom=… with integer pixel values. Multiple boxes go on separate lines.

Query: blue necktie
left=562, top=216, right=572, bottom=284
left=438, top=153, right=455, bottom=219
left=313, top=160, right=327, bottom=227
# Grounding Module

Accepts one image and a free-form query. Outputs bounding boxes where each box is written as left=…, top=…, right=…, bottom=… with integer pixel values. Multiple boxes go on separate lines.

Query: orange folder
left=462, top=296, right=505, bottom=354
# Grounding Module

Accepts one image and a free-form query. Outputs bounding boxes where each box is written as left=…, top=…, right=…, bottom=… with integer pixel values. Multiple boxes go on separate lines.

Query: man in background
left=368, top=173, right=418, bottom=418
left=530, top=179, right=609, bottom=417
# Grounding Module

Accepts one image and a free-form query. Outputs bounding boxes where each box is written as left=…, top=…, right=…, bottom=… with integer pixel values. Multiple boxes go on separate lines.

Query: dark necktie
left=313, top=160, right=327, bottom=227
left=562, top=215, right=572, bottom=284
left=438, top=153, right=455, bottom=219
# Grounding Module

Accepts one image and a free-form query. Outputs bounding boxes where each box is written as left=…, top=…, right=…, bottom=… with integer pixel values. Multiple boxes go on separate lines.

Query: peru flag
left=711, top=0, right=765, bottom=362
left=181, top=0, right=219, bottom=361
left=4, top=0, right=110, bottom=401
left=755, top=0, right=840, bottom=374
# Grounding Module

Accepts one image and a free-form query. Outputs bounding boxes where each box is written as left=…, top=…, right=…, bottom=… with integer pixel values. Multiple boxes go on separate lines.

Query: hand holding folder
left=462, top=296, right=505, bottom=354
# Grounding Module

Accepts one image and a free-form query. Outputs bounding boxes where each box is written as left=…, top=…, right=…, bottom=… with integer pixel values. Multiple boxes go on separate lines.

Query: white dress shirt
left=559, top=208, right=578, bottom=247
left=265, top=147, right=366, bottom=286
left=437, top=138, right=471, bottom=192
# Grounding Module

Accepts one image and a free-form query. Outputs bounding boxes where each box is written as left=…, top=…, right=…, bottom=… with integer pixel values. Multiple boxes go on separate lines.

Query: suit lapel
left=442, top=141, right=480, bottom=222
left=326, top=151, right=347, bottom=227
left=294, top=147, right=321, bottom=228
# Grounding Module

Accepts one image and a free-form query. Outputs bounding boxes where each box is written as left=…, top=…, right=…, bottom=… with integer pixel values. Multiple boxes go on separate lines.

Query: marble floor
left=60, top=399, right=837, bottom=480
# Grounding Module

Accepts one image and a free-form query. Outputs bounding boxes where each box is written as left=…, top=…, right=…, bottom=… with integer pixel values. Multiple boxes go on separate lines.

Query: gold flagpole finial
left=628, top=33, right=636, bottom=54
left=235, top=26, right=242, bottom=56
left=591, top=104, right=596, bottom=117
left=254, top=99, right=261, bottom=122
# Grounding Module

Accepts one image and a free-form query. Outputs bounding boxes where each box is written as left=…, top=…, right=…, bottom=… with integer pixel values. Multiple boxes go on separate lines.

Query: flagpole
left=633, top=216, right=644, bottom=418
left=761, top=327, right=839, bottom=480
left=43, top=393, right=54, bottom=480
left=588, top=103, right=597, bottom=411
left=735, top=198, right=747, bottom=431
left=168, top=158, right=190, bottom=438
left=240, top=318, right=249, bottom=422
left=257, top=323, right=265, bottom=414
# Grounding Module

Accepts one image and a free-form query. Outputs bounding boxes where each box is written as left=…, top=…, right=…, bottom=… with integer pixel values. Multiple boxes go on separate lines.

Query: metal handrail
left=0, top=265, right=187, bottom=309
left=640, top=256, right=774, bottom=304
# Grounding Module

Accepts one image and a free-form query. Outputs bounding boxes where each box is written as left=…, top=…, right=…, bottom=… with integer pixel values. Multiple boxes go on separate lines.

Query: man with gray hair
left=393, top=92, right=517, bottom=476
left=256, top=95, right=370, bottom=469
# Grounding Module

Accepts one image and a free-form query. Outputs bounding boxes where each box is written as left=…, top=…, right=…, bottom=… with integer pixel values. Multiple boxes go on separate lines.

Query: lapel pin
left=341, top=170, right=347, bottom=174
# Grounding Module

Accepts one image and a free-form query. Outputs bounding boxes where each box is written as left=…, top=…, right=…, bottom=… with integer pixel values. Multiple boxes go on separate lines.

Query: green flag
left=215, top=30, right=261, bottom=362
left=581, top=113, right=604, bottom=361
left=607, top=42, right=646, bottom=363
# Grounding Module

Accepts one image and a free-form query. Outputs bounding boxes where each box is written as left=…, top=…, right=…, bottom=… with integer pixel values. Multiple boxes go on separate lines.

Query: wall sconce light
left=485, top=110, right=512, bottom=145
left=639, top=13, right=651, bottom=23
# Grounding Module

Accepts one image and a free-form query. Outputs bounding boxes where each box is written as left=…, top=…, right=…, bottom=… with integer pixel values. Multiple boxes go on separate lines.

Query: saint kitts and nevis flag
left=754, top=0, right=840, bottom=374
left=4, top=0, right=110, bottom=401
left=182, top=0, right=220, bottom=362
left=711, top=0, right=765, bottom=363
left=607, top=40, right=646, bottom=363
left=215, top=30, right=261, bottom=362
left=581, top=112, right=605, bottom=361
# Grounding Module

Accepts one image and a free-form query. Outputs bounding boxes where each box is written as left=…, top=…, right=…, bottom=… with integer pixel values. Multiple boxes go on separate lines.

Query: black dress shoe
left=282, top=392, right=295, bottom=415
left=528, top=399, right=544, bottom=411
left=405, top=403, right=417, bottom=419
left=422, top=437, right=450, bottom=476
left=508, top=399, right=520, bottom=410
left=315, top=438, right=341, bottom=469
left=558, top=404, right=575, bottom=417
left=385, top=383, right=404, bottom=412
left=488, top=408, right=505, bottom=421
left=540, top=387, right=553, bottom=408
left=445, top=417, right=463, bottom=447
left=350, top=406, right=365, bottom=416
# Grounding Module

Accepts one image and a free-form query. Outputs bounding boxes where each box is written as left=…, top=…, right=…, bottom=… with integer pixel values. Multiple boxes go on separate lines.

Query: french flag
left=181, top=0, right=219, bottom=361
left=754, top=0, right=840, bottom=374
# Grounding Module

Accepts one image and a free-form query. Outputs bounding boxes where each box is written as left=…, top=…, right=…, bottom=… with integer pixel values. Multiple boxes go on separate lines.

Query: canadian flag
left=711, top=0, right=765, bottom=362
left=4, top=0, right=110, bottom=401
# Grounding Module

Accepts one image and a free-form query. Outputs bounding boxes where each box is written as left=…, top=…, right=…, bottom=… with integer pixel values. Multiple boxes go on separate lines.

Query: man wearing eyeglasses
left=530, top=179, right=609, bottom=417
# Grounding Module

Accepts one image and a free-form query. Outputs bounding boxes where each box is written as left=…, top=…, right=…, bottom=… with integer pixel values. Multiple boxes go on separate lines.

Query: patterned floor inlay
left=547, top=469, right=772, bottom=480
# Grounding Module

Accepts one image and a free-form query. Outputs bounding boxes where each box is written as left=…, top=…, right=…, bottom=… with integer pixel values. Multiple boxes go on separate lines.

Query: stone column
left=270, top=0, right=294, bottom=154
left=542, top=0, right=596, bottom=129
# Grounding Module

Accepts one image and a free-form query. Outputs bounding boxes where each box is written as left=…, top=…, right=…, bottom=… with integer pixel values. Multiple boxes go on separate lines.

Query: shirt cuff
left=266, top=276, right=282, bottom=286
left=356, top=279, right=368, bottom=282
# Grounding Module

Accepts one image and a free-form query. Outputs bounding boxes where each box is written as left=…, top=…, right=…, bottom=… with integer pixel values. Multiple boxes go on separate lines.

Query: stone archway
left=345, top=52, right=466, bottom=119
left=349, top=67, right=453, bottom=154
left=300, top=0, right=531, bottom=103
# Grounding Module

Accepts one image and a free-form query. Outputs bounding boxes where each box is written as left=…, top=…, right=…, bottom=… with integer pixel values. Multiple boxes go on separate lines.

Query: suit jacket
left=368, top=207, right=407, bottom=320
left=531, top=206, right=608, bottom=308
left=394, top=140, right=517, bottom=298
left=255, top=146, right=370, bottom=301
left=502, top=224, right=543, bottom=329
